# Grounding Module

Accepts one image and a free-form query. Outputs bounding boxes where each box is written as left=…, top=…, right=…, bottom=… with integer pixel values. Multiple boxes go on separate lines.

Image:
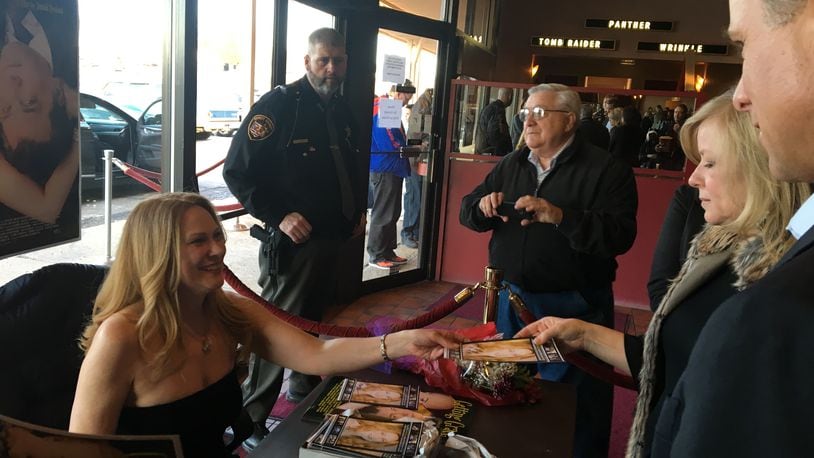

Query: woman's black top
left=625, top=264, right=737, bottom=456
left=647, top=185, right=706, bottom=310
left=117, top=367, right=241, bottom=457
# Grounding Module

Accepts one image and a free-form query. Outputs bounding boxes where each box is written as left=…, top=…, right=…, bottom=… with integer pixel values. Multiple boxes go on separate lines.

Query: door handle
left=428, top=149, right=437, bottom=184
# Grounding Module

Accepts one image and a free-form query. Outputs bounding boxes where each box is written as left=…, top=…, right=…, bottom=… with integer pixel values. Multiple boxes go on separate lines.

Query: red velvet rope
left=213, top=202, right=244, bottom=212
left=115, top=159, right=162, bottom=180
left=223, top=265, right=637, bottom=389
left=196, top=158, right=226, bottom=177
left=566, top=353, right=637, bottom=391
left=223, top=266, right=472, bottom=337
left=112, top=158, right=244, bottom=212
left=112, top=158, right=162, bottom=191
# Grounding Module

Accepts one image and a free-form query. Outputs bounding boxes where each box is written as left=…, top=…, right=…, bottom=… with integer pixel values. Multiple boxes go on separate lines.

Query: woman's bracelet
left=379, top=333, right=391, bottom=362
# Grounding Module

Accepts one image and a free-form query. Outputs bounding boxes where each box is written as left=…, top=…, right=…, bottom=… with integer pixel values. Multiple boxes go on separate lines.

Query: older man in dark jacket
left=460, top=83, right=638, bottom=457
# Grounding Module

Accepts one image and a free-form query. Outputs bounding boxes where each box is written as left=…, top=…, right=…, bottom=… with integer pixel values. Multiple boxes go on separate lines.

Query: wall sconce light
left=530, top=65, right=540, bottom=78
left=695, top=75, right=706, bottom=92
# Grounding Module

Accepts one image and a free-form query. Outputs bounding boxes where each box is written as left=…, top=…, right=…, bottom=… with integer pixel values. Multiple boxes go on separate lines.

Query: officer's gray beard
left=306, top=71, right=343, bottom=99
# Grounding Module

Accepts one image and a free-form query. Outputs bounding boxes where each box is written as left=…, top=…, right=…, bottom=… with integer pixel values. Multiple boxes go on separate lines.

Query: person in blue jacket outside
left=367, top=80, right=415, bottom=270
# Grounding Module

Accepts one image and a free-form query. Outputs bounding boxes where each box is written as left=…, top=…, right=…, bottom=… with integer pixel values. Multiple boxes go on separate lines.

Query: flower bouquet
left=396, top=323, right=543, bottom=406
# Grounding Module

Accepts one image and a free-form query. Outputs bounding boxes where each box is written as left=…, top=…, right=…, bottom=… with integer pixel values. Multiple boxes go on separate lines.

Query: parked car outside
left=79, top=93, right=140, bottom=191
left=78, top=94, right=209, bottom=192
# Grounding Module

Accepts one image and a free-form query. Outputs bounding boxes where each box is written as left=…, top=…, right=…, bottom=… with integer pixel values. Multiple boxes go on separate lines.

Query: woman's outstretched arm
left=227, top=291, right=462, bottom=375
left=515, top=316, right=631, bottom=375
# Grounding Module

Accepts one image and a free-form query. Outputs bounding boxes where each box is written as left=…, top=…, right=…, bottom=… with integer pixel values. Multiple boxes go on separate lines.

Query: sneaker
left=386, top=255, right=408, bottom=265
left=370, top=259, right=399, bottom=270
left=401, top=237, right=418, bottom=249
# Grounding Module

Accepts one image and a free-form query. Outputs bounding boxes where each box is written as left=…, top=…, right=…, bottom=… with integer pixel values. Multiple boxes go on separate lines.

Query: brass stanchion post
left=482, top=266, right=503, bottom=324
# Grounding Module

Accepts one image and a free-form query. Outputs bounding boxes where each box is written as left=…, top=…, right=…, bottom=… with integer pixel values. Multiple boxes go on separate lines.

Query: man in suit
left=651, top=1, right=814, bottom=456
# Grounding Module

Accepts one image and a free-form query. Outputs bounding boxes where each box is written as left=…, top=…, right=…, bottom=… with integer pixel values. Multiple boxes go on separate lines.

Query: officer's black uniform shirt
left=223, top=76, right=363, bottom=239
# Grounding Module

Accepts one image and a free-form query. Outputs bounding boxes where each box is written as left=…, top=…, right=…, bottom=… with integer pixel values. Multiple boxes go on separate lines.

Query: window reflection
left=380, top=0, right=445, bottom=22
left=448, top=82, right=694, bottom=173
left=457, top=0, right=497, bottom=48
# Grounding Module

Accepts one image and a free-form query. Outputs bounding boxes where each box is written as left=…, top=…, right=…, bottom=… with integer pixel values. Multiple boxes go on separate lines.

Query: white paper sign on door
left=377, top=98, right=404, bottom=129
left=382, top=54, right=406, bottom=84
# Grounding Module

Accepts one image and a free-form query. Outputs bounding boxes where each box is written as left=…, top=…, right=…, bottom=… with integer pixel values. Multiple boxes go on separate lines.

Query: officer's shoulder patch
left=248, top=114, right=275, bottom=141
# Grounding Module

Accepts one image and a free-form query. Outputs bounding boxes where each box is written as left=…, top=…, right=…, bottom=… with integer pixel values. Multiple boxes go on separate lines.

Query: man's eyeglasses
left=518, top=106, right=570, bottom=122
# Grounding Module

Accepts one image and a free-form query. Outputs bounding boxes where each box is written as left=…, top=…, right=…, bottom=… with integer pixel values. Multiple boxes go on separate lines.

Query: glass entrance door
left=363, top=29, right=441, bottom=282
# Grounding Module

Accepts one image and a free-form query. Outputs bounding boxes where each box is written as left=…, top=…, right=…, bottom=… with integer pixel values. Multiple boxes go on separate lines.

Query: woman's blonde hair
left=680, top=89, right=810, bottom=254
left=79, top=192, right=252, bottom=380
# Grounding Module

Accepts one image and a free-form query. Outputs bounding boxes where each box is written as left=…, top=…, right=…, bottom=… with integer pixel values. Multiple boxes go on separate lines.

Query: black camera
left=497, top=201, right=534, bottom=221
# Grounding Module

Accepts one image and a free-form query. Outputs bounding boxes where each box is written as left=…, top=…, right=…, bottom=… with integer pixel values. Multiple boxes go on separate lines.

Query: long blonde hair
left=680, top=89, right=810, bottom=256
left=79, top=192, right=252, bottom=380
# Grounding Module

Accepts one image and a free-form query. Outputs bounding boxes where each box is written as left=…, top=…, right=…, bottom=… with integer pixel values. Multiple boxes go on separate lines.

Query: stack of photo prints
left=443, top=337, right=565, bottom=363
left=302, top=413, right=426, bottom=457
left=301, top=379, right=475, bottom=457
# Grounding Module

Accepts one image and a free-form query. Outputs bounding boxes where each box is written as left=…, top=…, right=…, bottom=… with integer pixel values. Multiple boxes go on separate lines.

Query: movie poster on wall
left=0, top=0, right=80, bottom=260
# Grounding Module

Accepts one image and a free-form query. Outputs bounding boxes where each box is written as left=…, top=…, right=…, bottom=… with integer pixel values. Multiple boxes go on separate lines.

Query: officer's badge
left=248, top=115, right=274, bottom=141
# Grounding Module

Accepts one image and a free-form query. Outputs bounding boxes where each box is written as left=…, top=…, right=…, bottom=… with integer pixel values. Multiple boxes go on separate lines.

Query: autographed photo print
left=340, top=380, right=420, bottom=409
left=461, top=338, right=539, bottom=362
left=336, top=418, right=403, bottom=452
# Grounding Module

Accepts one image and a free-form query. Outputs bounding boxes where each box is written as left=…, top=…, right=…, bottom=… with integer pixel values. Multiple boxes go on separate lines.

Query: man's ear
left=304, top=54, right=310, bottom=70
left=566, top=113, right=578, bottom=132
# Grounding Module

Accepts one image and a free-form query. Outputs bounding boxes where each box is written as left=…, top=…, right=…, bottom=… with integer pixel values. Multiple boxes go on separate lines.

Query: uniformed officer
left=222, top=27, right=366, bottom=448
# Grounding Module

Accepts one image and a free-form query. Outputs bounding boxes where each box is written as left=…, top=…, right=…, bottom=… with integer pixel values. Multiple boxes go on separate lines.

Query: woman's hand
left=514, top=317, right=588, bottom=354
left=388, top=329, right=463, bottom=360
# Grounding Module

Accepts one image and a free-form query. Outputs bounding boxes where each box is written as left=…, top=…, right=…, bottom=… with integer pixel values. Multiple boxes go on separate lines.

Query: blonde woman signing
left=516, top=90, right=810, bottom=457
left=69, top=192, right=461, bottom=457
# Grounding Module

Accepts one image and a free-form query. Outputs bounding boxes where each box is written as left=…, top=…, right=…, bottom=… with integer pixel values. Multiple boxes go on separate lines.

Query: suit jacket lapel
left=777, top=227, right=814, bottom=267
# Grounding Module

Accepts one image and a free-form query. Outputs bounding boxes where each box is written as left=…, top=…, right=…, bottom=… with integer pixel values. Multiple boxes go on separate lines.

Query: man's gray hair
left=762, top=0, right=807, bottom=26
left=528, top=83, right=580, bottom=117
left=308, top=28, right=345, bottom=53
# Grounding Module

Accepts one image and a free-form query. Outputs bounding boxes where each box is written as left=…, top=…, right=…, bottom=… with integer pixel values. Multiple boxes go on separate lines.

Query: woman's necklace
left=201, top=334, right=213, bottom=354
left=184, top=316, right=213, bottom=355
